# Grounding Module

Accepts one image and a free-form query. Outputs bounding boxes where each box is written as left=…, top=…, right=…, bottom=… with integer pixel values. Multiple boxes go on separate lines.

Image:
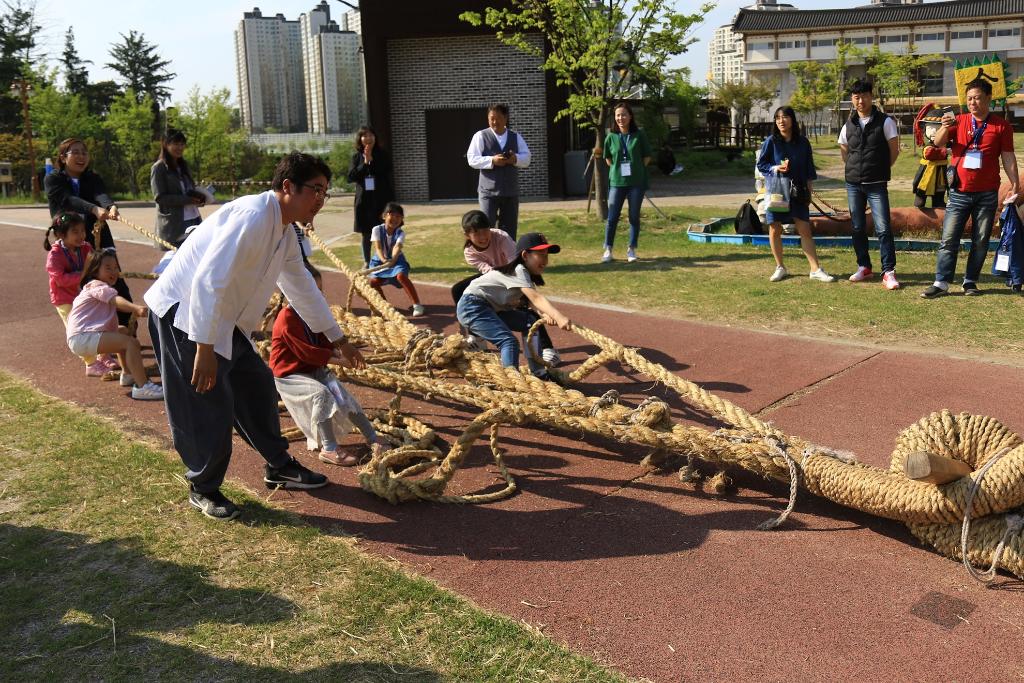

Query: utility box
left=0, top=162, right=12, bottom=183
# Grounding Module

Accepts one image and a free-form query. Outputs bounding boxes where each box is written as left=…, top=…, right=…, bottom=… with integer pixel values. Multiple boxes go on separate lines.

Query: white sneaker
left=769, top=265, right=788, bottom=282
left=626, top=247, right=637, bottom=262
left=411, top=304, right=425, bottom=317
left=809, top=269, right=837, bottom=283
left=601, top=247, right=613, bottom=263
left=119, top=372, right=135, bottom=387
left=848, top=266, right=873, bottom=282
left=131, top=381, right=164, bottom=401
left=464, top=335, right=484, bottom=352
left=541, top=348, right=561, bottom=366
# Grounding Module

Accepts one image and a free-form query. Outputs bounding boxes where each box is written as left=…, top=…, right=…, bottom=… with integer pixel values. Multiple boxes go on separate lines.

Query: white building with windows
left=235, top=8, right=307, bottom=133
left=708, top=25, right=745, bottom=91
left=237, top=3, right=366, bottom=135
left=733, top=0, right=1024, bottom=115
left=300, top=2, right=366, bottom=135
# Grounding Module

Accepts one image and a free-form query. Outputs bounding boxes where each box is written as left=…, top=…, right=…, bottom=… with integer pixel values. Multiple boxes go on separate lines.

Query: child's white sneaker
left=131, top=381, right=164, bottom=401
left=769, top=265, right=788, bottom=282
left=119, top=372, right=135, bottom=387
left=601, top=247, right=613, bottom=263
left=411, top=303, right=425, bottom=317
left=626, top=247, right=637, bottom=262
left=541, top=348, right=561, bottom=366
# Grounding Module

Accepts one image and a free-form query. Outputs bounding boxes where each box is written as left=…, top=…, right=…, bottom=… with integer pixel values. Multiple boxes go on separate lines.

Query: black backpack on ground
left=734, top=199, right=763, bottom=235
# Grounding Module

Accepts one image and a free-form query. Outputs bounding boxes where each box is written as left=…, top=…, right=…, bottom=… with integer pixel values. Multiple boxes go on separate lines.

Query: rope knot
left=588, top=390, right=620, bottom=416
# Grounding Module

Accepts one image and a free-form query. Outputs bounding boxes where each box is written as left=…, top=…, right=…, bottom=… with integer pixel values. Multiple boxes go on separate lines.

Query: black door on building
left=425, top=107, right=488, bottom=200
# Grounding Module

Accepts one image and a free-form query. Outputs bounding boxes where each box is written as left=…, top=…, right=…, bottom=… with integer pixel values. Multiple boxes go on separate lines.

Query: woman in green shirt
left=602, top=102, right=652, bottom=263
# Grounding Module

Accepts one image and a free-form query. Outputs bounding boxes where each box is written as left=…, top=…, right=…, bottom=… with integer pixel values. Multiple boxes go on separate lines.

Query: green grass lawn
left=316, top=206, right=1024, bottom=361
left=0, top=372, right=624, bottom=682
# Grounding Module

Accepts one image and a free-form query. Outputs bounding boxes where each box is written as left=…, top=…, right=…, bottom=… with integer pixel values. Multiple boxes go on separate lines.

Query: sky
left=32, top=0, right=867, bottom=103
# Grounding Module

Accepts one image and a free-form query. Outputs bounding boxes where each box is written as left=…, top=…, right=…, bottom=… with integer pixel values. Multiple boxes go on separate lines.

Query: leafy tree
left=663, top=68, right=706, bottom=143
left=61, top=29, right=90, bottom=96
left=82, top=80, right=121, bottom=118
left=852, top=44, right=944, bottom=118
left=106, top=30, right=175, bottom=135
left=713, top=78, right=777, bottom=147
left=461, top=0, right=713, bottom=217
left=169, top=86, right=245, bottom=181
left=789, top=61, right=835, bottom=140
left=29, top=80, right=101, bottom=153
left=105, top=88, right=158, bottom=194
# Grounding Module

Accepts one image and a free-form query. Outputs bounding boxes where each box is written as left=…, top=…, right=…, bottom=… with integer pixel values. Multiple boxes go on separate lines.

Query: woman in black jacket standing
left=44, top=137, right=135, bottom=324
left=346, top=126, right=393, bottom=267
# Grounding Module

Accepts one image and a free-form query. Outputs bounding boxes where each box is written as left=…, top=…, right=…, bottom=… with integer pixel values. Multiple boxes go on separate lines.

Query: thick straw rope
left=112, top=214, right=1024, bottom=580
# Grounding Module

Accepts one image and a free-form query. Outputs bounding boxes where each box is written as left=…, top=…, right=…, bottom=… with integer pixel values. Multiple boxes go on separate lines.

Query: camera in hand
left=502, top=150, right=513, bottom=159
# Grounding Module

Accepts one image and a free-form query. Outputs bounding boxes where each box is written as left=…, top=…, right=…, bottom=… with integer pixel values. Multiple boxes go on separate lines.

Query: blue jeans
left=605, top=184, right=645, bottom=249
left=846, top=182, right=896, bottom=273
left=456, top=294, right=543, bottom=375
left=935, top=189, right=998, bottom=284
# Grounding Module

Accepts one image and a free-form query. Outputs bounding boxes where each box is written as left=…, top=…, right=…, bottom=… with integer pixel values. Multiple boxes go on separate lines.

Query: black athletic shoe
left=189, top=487, right=240, bottom=521
left=920, top=285, right=947, bottom=299
left=962, top=282, right=982, bottom=296
left=264, top=458, right=329, bottom=490
left=1012, top=284, right=1022, bottom=293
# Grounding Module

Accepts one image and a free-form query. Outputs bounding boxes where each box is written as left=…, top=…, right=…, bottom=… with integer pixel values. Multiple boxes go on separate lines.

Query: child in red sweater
left=269, top=263, right=378, bottom=466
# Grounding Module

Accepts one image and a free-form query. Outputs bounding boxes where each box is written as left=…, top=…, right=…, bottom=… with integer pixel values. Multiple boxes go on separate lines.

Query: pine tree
left=106, top=30, right=175, bottom=136
left=61, top=29, right=90, bottom=96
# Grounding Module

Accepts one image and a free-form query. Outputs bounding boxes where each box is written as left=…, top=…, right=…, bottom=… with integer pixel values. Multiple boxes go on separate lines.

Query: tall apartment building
left=300, top=2, right=365, bottom=134
left=733, top=0, right=1024, bottom=115
left=708, top=25, right=745, bottom=91
left=236, top=3, right=366, bottom=135
left=234, top=8, right=306, bottom=133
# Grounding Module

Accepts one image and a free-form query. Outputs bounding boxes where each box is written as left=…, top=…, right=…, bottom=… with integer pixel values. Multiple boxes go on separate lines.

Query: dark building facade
left=360, top=0, right=570, bottom=201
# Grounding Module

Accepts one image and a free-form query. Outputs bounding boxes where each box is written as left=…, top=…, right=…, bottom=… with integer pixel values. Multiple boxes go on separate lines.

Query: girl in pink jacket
left=44, top=212, right=105, bottom=373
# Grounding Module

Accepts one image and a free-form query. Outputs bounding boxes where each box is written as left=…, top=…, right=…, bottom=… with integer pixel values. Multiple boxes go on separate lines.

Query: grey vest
left=478, top=128, right=520, bottom=197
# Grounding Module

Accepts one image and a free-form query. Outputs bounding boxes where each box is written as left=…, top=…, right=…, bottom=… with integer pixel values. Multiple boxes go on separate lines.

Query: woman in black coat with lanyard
left=346, top=125, right=393, bottom=267
left=44, top=137, right=135, bottom=324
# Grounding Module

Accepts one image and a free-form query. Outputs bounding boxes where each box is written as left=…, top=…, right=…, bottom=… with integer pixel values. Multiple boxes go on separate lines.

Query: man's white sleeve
left=515, top=133, right=531, bottom=168
left=467, top=131, right=493, bottom=170
left=277, top=239, right=344, bottom=342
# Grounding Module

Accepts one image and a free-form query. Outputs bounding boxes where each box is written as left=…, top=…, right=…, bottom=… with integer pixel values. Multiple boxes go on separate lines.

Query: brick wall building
left=361, top=1, right=569, bottom=202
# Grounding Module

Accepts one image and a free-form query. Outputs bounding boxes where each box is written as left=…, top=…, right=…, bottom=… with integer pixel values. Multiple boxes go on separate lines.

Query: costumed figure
left=912, top=103, right=949, bottom=209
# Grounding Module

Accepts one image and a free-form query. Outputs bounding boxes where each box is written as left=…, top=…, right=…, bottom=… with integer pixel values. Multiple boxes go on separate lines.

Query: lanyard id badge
left=619, top=133, right=632, bottom=176
left=364, top=175, right=376, bottom=191
left=963, top=116, right=988, bottom=169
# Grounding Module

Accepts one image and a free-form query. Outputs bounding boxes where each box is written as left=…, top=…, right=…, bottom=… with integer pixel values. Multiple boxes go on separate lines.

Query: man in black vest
left=839, top=79, right=901, bottom=290
left=466, top=103, right=532, bottom=240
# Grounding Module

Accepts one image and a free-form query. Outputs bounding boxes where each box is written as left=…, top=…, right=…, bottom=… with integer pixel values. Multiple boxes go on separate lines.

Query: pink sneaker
left=882, top=271, right=901, bottom=290
left=101, top=355, right=121, bottom=371
left=86, top=360, right=107, bottom=377
left=848, top=267, right=873, bottom=282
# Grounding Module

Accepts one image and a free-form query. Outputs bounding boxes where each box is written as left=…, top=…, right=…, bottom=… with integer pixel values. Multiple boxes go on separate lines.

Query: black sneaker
left=962, top=282, right=982, bottom=296
left=920, top=285, right=947, bottom=299
left=189, top=487, right=240, bottom=521
left=1013, top=284, right=1022, bottom=293
left=264, top=458, right=329, bottom=490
